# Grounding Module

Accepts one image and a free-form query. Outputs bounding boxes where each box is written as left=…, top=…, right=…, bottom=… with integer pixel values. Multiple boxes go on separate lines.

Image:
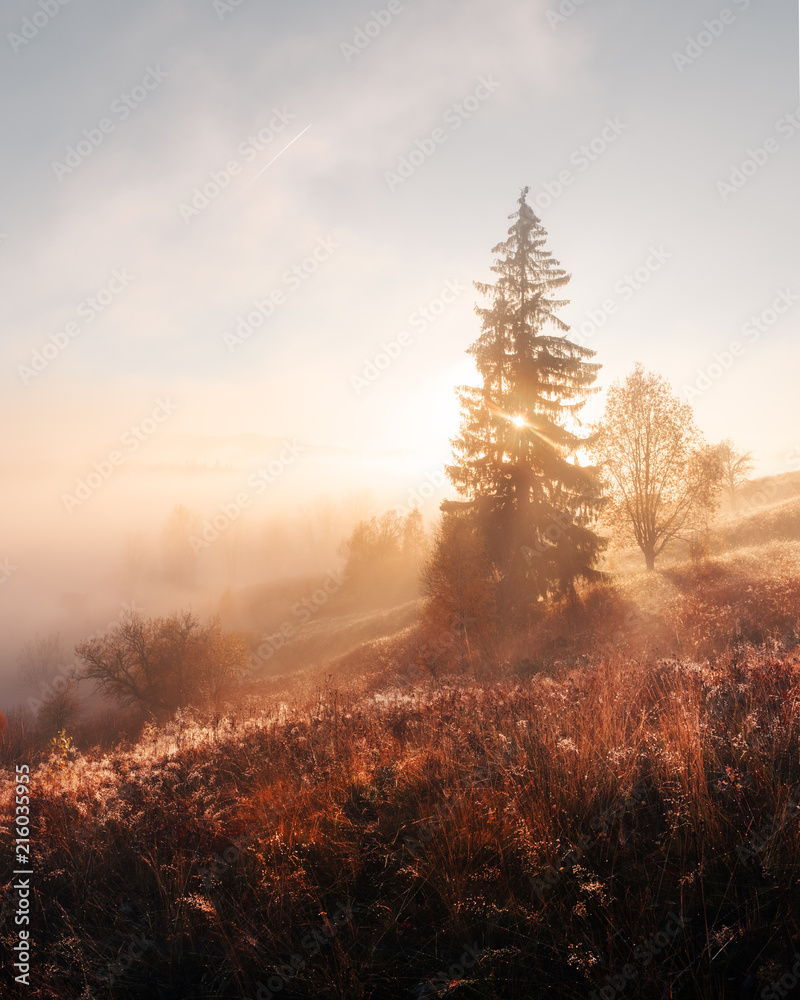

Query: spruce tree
left=443, top=187, right=606, bottom=611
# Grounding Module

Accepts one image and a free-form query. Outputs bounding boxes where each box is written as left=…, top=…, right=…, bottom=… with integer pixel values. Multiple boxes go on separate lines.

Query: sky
left=0, top=0, right=798, bottom=661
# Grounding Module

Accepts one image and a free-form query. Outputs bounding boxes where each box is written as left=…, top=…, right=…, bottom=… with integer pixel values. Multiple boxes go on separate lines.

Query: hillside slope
left=5, top=541, right=800, bottom=999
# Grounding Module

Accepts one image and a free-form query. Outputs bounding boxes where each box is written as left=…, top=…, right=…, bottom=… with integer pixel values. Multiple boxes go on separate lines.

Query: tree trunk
left=644, top=548, right=656, bottom=571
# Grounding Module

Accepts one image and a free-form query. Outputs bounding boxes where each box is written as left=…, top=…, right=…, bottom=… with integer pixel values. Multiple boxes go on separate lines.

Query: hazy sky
left=1, top=0, right=798, bottom=559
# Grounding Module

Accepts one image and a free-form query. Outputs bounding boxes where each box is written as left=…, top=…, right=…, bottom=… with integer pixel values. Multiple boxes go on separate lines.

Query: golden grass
left=2, top=545, right=800, bottom=997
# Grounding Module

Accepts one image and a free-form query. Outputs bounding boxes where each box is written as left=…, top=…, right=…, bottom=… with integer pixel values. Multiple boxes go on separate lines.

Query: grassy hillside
left=3, top=503, right=800, bottom=998
left=720, top=495, right=800, bottom=551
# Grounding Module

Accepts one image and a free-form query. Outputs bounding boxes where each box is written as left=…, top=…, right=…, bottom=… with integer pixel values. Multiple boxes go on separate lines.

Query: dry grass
left=3, top=546, right=800, bottom=998
left=720, top=496, right=800, bottom=551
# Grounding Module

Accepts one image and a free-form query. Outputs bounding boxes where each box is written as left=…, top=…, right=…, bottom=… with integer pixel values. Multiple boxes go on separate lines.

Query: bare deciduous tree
left=594, top=364, right=722, bottom=570
left=17, top=632, right=79, bottom=736
left=18, top=632, right=64, bottom=689
left=75, top=610, right=249, bottom=714
left=715, top=438, right=754, bottom=512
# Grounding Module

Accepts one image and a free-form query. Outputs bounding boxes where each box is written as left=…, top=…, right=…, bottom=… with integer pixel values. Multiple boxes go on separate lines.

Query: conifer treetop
left=443, top=187, right=607, bottom=607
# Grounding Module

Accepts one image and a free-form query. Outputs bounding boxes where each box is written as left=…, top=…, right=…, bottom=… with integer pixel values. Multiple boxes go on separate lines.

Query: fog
left=1, top=0, right=796, bottom=721
left=0, top=427, right=448, bottom=707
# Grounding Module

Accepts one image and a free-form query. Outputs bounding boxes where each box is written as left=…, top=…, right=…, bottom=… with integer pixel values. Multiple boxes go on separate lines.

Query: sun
left=511, top=414, right=527, bottom=428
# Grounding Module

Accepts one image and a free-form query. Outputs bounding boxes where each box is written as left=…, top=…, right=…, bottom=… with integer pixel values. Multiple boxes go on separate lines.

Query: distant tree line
left=339, top=507, right=428, bottom=593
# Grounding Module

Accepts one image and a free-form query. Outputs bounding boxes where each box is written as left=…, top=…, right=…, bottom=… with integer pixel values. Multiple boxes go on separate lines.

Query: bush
left=75, top=609, right=249, bottom=714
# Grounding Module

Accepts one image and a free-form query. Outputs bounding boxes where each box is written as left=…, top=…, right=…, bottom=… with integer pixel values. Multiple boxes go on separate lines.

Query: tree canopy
left=75, top=609, right=249, bottom=714
left=594, top=363, right=722, bottom=570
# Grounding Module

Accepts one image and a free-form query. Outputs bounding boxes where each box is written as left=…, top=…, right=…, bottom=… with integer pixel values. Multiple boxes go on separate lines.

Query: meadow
left=3, top=500, right=800, bottom=998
